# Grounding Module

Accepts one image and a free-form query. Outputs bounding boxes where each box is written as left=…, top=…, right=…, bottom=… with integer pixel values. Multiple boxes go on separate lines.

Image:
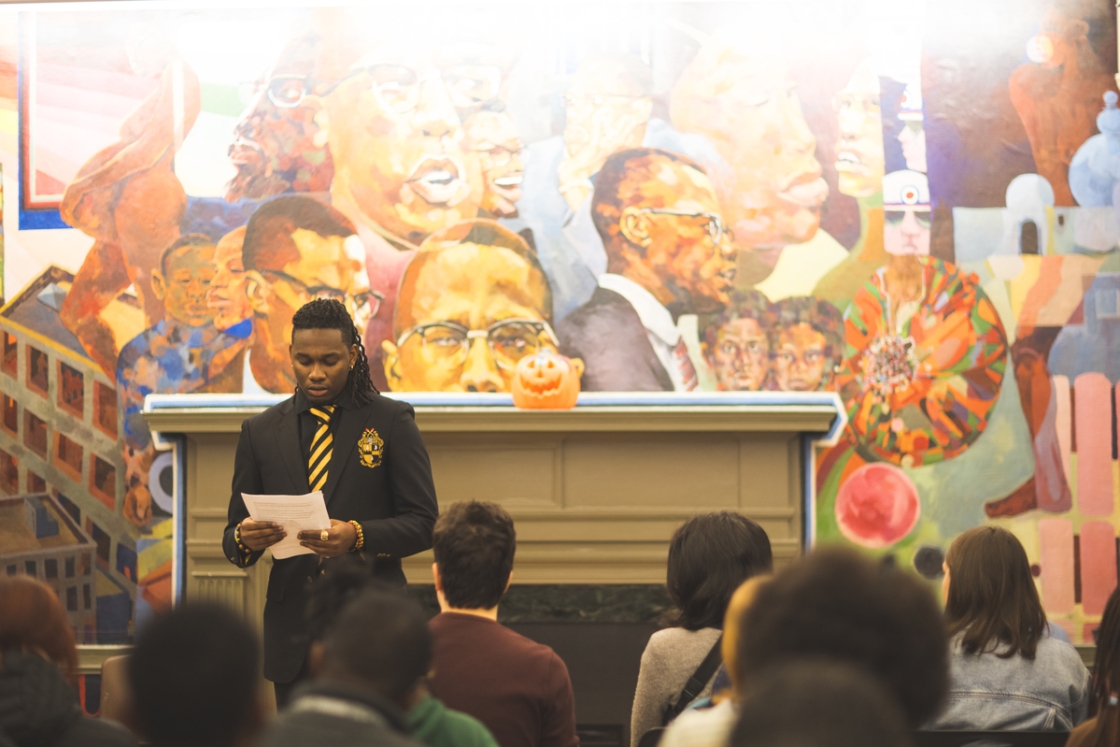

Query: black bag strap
left=663, top=634, right=724, bottom=725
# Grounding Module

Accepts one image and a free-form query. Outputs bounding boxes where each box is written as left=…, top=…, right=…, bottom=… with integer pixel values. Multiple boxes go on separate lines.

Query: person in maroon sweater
left=427, top=501, right=579, bottom=747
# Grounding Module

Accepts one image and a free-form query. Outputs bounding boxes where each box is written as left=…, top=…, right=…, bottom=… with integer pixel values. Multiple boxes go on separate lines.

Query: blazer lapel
left=274, top=399, right=310, bottom=493
left=322, top=406, right=366, bottom=505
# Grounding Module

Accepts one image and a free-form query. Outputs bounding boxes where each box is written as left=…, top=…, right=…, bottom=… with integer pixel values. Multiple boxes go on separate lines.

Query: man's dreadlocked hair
left=291, top=299, right=378, bottom=405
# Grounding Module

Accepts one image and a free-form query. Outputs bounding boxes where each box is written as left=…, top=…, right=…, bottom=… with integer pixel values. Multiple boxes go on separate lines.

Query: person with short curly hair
left=223, top=298, right=438, bottom=707
left=738, top=546, right=948, bottom=728
left=427, top=501, right=578, bottom=747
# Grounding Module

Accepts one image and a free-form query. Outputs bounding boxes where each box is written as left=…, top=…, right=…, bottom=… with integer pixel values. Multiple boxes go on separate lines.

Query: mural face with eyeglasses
left=382, top=223, right=555, bottom=393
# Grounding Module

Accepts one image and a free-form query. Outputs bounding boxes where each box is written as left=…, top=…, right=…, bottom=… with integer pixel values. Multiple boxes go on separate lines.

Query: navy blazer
left=223, top=390, right=438, bottom=683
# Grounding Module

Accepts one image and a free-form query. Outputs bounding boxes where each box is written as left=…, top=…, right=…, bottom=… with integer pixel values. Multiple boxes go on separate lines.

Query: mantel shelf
left=142, top=391, right=845, bottom=436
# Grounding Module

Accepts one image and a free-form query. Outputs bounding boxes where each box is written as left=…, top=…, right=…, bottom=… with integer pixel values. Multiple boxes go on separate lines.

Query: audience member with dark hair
left=731, top=661, right=914, bottom=747
left=0, top=576, right=138, bottom=747
left=129, top=602, right=262, bottom=747
left=928, top=526, right=1089, bottom=731
left=1067, top=586, right=1120, bottom=747
left=630, top=511, right=772, bottom=746
left=303, top=558, right=500, bottom=747
left=428, top=501, right=578, bottom=747
left=658, top=576, right=771, bottom=747
left=262, top=588, right=437, bottom=747
left=739, top=546, right=948, bottom=728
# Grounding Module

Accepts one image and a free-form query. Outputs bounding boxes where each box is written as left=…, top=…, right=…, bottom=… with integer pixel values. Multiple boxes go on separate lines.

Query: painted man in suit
left=558, top=148, right=736, bottom=391
left=223, top=299, right=438, bottom=706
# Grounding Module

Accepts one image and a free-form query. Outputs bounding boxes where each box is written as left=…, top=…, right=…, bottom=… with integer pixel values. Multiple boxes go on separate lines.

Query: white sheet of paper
left=241, top=491, right=330, bottom=560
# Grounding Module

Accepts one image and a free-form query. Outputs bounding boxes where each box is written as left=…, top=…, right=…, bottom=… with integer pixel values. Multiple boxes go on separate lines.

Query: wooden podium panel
left=143, top=392, right=843, bottom=627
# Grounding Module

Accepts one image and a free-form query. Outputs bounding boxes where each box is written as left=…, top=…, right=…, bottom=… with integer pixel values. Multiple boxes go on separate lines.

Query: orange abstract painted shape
left=835, top=257, right=1007, bottom=466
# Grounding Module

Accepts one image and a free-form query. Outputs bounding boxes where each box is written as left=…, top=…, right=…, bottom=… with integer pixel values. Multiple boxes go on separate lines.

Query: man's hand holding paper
left=241, top=492, right=331, bottom=559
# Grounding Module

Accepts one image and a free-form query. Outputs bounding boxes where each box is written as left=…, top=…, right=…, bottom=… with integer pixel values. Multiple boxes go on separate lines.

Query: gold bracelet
left=235, top=523, right=251, bottom=558
left=348, top=520, right=365, bottom=552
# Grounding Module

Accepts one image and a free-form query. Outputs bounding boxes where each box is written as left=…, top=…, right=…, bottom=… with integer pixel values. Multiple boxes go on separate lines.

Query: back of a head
left=321, top=588, right=431, bottom=702
left=738, top=547, right=948, bottom=727
left=732, top=660, right=913, bottom=747
left=432, top=501, right=516, bottom=609
left=129, top=603, right=259, bottom=747
left=944, top=525, right=1046, bottom=660
left=667, top=512, right=772, bottom=630
left=721, top=575, right=771, bottom=693
left=0, top=576, right=77, bottom=680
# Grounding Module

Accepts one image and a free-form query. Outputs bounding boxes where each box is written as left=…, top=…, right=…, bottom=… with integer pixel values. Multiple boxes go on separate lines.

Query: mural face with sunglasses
left=324, top=46, right=486, bottom=243
left=384, top=228, right=555, bottom=393
left=882, top=170, right=931, bottom=256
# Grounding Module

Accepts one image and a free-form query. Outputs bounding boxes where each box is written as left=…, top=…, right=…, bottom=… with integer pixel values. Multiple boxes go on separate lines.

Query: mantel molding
left=142, top=391, right=844, bottom=437
left=143, top=404, right=838, bottom=434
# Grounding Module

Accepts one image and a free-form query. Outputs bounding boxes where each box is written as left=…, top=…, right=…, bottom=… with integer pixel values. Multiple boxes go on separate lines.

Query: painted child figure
left=117, top=234, right=249, bottom=528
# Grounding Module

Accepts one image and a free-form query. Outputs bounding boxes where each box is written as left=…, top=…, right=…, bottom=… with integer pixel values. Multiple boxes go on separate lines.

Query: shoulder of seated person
left=648, top=627, right=720, bottom=645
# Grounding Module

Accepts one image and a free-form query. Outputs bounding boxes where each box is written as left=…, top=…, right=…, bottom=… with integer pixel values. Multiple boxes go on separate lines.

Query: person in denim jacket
left=927, top=526, right=1090, bottom=732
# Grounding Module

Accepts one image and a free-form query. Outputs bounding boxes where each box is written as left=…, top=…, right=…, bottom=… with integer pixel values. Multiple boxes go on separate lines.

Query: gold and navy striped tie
left=308, top=406, right=335, bottom=492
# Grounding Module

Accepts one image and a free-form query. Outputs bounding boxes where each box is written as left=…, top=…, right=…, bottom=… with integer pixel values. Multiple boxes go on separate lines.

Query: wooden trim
left=144, top=404, right=838, bottom=434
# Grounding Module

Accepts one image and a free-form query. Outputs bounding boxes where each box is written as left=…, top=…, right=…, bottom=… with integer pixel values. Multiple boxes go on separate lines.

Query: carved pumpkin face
left=511, top=351, right=584, bottom=409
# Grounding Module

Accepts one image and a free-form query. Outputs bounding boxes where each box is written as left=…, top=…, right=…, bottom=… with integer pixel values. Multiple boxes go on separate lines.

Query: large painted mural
left=0, top=0, right=1118, bottom=643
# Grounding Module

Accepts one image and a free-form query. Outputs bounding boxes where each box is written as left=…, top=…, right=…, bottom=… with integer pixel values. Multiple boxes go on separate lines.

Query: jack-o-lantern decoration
left=511, top=351, right=584, bottom=410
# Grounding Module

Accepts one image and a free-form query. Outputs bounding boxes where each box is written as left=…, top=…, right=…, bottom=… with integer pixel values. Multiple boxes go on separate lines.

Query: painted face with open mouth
left=325, top=48, right=483, bottom=242
left=406, top=156, right=471, bottom=206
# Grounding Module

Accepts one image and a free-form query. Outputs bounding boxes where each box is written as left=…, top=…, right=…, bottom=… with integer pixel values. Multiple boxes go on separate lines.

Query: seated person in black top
left=129, top=603, right=262, bottom=747
left=260, top=588, right=430, bottom=747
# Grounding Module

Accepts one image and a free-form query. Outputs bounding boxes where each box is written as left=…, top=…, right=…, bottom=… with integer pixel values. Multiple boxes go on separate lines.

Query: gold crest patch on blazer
left=358, top=428, right=384, bottom=469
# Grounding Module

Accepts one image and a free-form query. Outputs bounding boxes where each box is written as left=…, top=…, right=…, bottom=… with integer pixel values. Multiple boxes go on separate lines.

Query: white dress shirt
left=597, top=274, right=710, bottom=391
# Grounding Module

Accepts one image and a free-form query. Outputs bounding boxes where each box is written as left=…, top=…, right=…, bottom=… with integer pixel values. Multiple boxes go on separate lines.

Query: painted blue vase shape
left=1070, top=91, right=1120, bottom=206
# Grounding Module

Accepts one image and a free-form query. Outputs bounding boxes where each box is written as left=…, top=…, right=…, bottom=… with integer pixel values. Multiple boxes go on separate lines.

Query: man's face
left=466, top=110, right=524, bottom=218
left=290, top=327, right=357, bottom=405
left=227, top=41, right=333, bottom=202
left=710, top=317, right=770, bottom=391
left=884, top=206, right=931, bottom=256
left=622, top=159, right=737, bottom=313
left=563, top=59, right=652, bottom=168
left=154, top=243, right=217, bottom=327
left=208, top=227, right=252, bottom=331
left=835, top=59, right=885, bottom=198
left=898, top=122, right=927, bottom=173
left=383, top=243, right=553, bottom=393
left=772, top=322, right=828, bottom=391
left=670, top=47, right=827, bottom=264
left=325, top=48, right=484, bottom=243
left=254, top=230, right=374, bottom=367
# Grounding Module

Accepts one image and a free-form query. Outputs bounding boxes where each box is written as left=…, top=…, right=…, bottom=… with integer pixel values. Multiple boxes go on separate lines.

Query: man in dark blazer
left=557, top=148, right=736, bottom=392
left=223, top=299, right=438, bottom=705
